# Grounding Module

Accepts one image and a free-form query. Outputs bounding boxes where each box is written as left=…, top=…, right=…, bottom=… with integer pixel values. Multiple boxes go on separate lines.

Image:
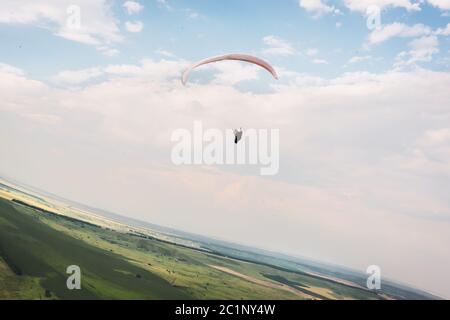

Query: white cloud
left=184, top=8, right=201, bottom=19
left=51, top=59, right=187, bottom=87
left=427, top=0, right=450, bottom=10
left=344, top=0, right=421, bottom=12
left=103, top=64, right=142, bottom=75
left=156, top=0, right=172, bottom=11
left=299, top=0, right=339, bottom=17
left=211, top=61, right=260, bottom=86
left=97, top=46, right=120, bottom=57
left=312, top=58, right=328, bottom=64
left=0, top=0, right=122, bottom=55
left=348, top=55, right=372, bottom=64
left=306, top=48, right=319, bottom=56
left=52, top=68, right=103, bottom=85
left=435, top=23, right=450, bottom=35
left=395, top=35, right=439, bottom=67
left=21, top=113, right=61, bottom=125
left=0, top=63, right=24, bottom=76
left=262, top=35, right=296, bottom=56
left=367, top=23, right=432, bottom=45
left=125, top=21, right=144, bottom=33
left=0, top=63, right=48, bottom=111
left=123, top=1, right=144, bottom=15
left=155, top=49, right=176, bottom=58
left=396, top=127, right=450, bottom=179
left=420, top=128, right=450, bottom=146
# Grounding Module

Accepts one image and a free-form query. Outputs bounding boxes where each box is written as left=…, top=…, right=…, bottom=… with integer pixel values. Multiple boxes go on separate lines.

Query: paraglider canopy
left=182, top=53, right=278, bottom=85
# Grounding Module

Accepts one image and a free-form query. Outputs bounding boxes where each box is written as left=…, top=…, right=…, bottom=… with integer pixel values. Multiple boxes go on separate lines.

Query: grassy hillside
left=0, top=198, right=190, bottom=299
left=0, top=196, right=381, bottom=300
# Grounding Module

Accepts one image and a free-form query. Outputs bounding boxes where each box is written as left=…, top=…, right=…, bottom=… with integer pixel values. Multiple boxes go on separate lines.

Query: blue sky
left=0, top=0, right=449, bottom=80
left=1, top=1, right=450, bottom=297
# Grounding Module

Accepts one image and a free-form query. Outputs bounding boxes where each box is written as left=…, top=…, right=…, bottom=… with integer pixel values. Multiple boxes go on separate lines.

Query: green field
left=0, top=198, right=190, bottom=299
left=0, top=197, right=381, bottom=300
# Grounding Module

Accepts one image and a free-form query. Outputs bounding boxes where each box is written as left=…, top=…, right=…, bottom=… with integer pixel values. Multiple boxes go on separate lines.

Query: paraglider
left=181, top=53, right=278, bottom=85
left=181, top=53, right=278, bottom=146
left=234, top=128, right=243, bottom=144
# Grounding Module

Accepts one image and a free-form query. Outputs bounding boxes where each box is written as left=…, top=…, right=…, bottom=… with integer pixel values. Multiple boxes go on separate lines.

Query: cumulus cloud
left=0, top=63, right=48, bottom=111
left=395, top=35, right=439, bottom=67
left=367, top=23, right=432, bottom=45
left=210, top=61, right=260, bottom=85
left=125, top=20, right=144, bottom=33
left=427, top=0, right=450, bottom=10
left=0, top=63, right=25, bottom=76
left=155, top=49, right=176, bottom=58
left=344, top=0, right=421, bottom=12
left=348, top=55, right=372, bottom=64
left=0, top=0, right=123, bottom=55
left=262, top=35, right=296, bottom=56
left=52, top=67, right=103, bottom=85
left=123, top=1, right=144, bottom=15
left=435, top=23, right=450, bottom=35
left=0, top=0, right=122, bottom=55
left=299, top=0, right=340, bottom=17
left=97, top=46, right=120, bottom=57
left=156, top=0, right=172, bottom=11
